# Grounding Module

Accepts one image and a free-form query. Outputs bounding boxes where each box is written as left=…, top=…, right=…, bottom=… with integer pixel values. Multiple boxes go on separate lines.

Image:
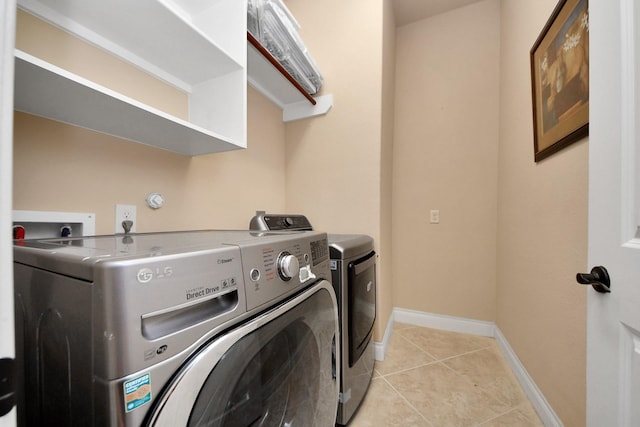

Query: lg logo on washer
left=136, top=266, right=174, bottom=284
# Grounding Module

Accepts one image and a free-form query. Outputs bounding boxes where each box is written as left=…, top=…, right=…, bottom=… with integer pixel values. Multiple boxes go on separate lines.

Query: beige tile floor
left=349, top=324, right=544, bottom=427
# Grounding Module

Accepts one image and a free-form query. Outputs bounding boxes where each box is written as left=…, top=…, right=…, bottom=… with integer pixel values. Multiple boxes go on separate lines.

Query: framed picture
left=530, top=0, right=589, bottom=162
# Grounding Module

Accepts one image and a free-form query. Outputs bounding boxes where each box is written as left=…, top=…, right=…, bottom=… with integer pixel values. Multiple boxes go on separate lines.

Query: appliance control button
left=250, top=268, right=261, bottom=282
left=277, top=252, right=299, bottom=281
left=283, top=217, right=294, bottom=227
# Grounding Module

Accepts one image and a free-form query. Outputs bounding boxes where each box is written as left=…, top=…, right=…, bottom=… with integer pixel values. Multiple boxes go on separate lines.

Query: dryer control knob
left=277, top=252, right=299, bottom=281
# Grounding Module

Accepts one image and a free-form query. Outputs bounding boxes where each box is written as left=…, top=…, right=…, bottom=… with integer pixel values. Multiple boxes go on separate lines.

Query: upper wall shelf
left=15, top=0, right=330, bottom=155
left=14, top=0, right=247, bottom=156
left=18, top=0, right=246, bottom=90
left=14, top=50, right=239, bottom=156
left=246, top=32, right=332, bottom=123
left=247, top=32, right=315, bottom=106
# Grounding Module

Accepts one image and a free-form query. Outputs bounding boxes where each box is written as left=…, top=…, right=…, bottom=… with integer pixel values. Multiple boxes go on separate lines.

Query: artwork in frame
left=530, top=0, right=589, bottom=162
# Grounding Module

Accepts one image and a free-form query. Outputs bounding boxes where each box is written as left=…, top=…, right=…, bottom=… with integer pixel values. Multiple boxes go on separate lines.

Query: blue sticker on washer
left=124, top=373, right=152, bottom=412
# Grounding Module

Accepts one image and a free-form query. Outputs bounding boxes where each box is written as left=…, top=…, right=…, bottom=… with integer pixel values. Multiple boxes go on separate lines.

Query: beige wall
left=14, top=85, right=285, bottom=233
left=392, top=0, right=500, bottom=321
left=497, top=1, right=587, bottom=425
left=283, top=0, right=392, bottom=340
left=391, top=1, right=587, bottom=423
left=283, top=0, right=383, bottom=235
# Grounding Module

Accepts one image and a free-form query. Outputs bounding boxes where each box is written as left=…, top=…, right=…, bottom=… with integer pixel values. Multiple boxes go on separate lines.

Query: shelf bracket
left=283, top=94, right=333, bottom=122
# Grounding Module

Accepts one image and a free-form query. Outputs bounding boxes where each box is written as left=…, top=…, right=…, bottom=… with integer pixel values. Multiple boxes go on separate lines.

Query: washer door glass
left=147, top=282, right=338, bottom=427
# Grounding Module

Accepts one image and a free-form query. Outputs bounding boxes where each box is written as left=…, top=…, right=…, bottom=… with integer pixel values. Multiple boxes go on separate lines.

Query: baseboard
left=369, top=307, right=563, bottom=427
left=493, top=327, right=564, bottom=427
left=373, top=311, right=394, bottom=361
left=393, top=307, right=495, bottom=337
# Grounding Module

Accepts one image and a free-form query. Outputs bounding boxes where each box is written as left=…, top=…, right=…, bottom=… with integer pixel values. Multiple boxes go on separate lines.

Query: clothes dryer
left=327, top=234, right=376, bottom=425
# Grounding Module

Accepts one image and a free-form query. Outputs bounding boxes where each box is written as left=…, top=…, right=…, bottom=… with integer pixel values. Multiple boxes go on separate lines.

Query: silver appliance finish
left=327, top=234, right=376, bottom=425
left=14, top=230, right=338, bottom=426
left=249, top=213, right=376, bottom=425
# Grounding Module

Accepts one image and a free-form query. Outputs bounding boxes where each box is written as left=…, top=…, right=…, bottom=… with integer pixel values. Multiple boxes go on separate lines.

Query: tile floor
left=349, top=324, right=544, bottom=427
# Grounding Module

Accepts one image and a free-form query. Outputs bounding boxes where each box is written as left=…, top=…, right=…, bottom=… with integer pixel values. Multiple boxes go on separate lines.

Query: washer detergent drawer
left=146, top=280, right=339, bottom=427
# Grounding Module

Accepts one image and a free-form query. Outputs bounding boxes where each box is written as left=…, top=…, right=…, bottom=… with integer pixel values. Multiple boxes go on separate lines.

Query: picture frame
left=530, top=0, right=589, bottom=162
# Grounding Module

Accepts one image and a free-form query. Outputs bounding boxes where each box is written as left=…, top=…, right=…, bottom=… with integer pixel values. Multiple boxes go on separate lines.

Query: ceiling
left=393, top=0, right=485, bottom=27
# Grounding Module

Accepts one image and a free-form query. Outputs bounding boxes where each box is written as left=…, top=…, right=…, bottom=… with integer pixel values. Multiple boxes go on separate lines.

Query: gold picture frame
left=531, top=0, right=589, bottom=162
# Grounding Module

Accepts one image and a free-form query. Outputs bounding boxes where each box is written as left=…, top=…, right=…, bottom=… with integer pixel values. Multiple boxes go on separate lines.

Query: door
left=0, top=0, right=16, bottom=425
left=587, top=0, right=640, bottom=425
left=147, top=281, right=339, bottom=427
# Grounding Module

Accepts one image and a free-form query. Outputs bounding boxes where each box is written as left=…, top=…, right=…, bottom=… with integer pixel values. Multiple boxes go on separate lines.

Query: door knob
left=576, top=266, right=611, bottom=293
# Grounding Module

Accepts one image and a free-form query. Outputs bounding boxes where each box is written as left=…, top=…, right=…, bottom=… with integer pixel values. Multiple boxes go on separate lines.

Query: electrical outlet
left=115, top=204, right=137, bottom=234
left=429, top=209, right=440, bottom=224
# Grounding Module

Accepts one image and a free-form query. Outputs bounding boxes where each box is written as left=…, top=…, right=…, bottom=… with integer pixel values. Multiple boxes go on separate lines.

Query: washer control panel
left=241, top=232, right=329, bottom=311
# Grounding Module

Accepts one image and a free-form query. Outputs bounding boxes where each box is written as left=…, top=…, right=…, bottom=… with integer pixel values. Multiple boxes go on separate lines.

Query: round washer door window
left=190, top=317, right=320, bottom=426
left=147, top=282, right=338, bottom=427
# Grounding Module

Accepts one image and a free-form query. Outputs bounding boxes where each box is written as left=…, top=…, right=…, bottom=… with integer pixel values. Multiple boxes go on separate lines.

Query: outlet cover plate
left=115, top=204, right=137, bottom=234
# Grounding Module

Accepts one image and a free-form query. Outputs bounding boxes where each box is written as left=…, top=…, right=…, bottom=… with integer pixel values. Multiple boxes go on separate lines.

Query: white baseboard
left=370, top=307, right=563, bottom=427
left=393, top=307, right=495, bottom=337
left=493, top=327, right=563, bottom=427
left=373, top=311, right=394, bottom=361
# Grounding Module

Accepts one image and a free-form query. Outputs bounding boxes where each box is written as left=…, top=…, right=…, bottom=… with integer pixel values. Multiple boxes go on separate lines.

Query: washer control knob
left=277, top=252, right=299, bottom=281
left=283, top=217, right=294, bottom=227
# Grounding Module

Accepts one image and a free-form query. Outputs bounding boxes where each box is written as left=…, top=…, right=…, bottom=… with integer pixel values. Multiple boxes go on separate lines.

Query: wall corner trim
left=370, top=307, right=564, bottom=427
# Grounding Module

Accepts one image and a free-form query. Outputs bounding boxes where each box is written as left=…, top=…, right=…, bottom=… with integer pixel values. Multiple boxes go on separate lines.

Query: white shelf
left=247, top=41, right=311, bottom=108
left=18, top=0, right=245, bottom=90
left=14, top=0, right=329, bottom=153
left=15, top=0, right=247, bottom=156
left=246, top=35, right=332, bottom=122
left=14, top=50, right=243, bottom=156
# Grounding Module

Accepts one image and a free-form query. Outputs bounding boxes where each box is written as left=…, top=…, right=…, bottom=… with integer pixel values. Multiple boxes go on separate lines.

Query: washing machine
left=249, top=213, right=376, bottom=425
left=13, top=230, right=339, bottom=426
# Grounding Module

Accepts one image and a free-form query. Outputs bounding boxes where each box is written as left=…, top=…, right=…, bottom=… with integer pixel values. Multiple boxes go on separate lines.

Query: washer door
left=147, top=280, right=339, bottom=427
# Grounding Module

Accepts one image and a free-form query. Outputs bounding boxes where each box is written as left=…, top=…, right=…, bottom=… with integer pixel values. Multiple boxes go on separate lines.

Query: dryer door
left=347, top=251, right=376, bottom=366
left=146, top=280, right=339, bottom=427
